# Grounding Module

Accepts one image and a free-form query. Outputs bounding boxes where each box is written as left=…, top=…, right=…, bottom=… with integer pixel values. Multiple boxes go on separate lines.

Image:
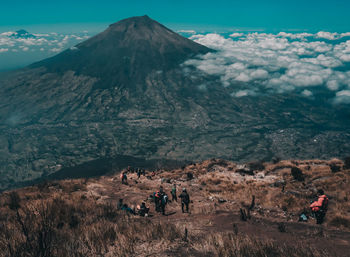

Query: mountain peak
left=108, top=15, right=153, bottom=28
left=31, top=16, right=210, bottom=88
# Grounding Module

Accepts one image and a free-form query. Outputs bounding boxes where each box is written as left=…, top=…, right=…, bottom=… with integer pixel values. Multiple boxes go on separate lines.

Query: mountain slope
left=0, top=16, right=350, bottom=190
left=30, top=15, right=210, bottom=88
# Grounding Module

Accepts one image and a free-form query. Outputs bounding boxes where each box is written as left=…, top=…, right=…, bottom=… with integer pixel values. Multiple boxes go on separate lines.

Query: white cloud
left=232, top=89, right=257, bottom=97
left=302, top=89, right=313, bottom=97
left=316, top=31, right=339, bottom=40
left=250, top=69, right=269, bottom=79
left=0, top=48, right=8, bottom=53
left=334, top=90, right=350, bottom=104
left=197, top=84, right=207, bottom=91
left=185, top=31, right=350, bottom=104
left=340, top=32, right=350, bottom=38
left=327, top=80, right=339, bottom=91
left=50, top=48, right=62, bottom=52
left=278, top=32, right=313, bottom=39
left=229, top=33, right=244, bottom=38
left=178, top=30, right=196, bottom=34
left=0, top=30, right=91, bottom=57
left=0, top=31, right=15, bottom=36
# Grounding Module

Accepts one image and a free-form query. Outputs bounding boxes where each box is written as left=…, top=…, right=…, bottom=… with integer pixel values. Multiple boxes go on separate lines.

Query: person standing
left=179, top=188, right=190, bottom=213
left=171, top=184, right=177, bottom=202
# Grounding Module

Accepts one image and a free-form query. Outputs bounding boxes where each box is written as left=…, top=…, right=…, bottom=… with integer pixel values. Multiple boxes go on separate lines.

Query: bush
left=344, top=157, right=350, bottom=169
left=291, top=167, right=304, bottom=181
left=330, top=164, right=340, bottom=173
left=247, top=161, right=265, bottom=171
left=8, top=191, right=21, bottom=210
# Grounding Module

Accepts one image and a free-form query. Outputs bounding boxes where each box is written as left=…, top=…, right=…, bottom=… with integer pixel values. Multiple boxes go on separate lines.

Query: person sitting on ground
left=137, top=202, right=150, bottom=217
left=121, top=204, right=135, bottom=215
left=179, top=188, right=190, bottom=213
left=310, top=189, right=328, bottom=224
left=117, top=198, right=123, bottom=210
left=171, top=184, right=177, bottom=202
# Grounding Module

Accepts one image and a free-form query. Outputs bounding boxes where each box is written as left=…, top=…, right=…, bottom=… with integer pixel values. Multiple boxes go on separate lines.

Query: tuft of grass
left=329, top=215, right=350, bottom=229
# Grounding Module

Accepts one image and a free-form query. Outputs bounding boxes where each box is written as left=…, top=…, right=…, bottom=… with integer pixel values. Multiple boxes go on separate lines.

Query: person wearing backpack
left=157, top=186, right=168, bottom=215
left=310, top=189, right=329, bottom=224
left=171, top=184, right=177, bottom=202
left=120, top=171, right=128, bottom=184
left=154, top=191, right=160, bottom=212
left=179, top=188, right=190, bottom=213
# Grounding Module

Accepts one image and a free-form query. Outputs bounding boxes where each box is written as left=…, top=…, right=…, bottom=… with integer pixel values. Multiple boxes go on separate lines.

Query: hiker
left=137, top=202, right=150, bottom=217
left=310, top=189, right=329, bottom=224
left=154, top=191, right=161, bottom=212
left=137, top=169, right=141, bottom=179
left=179, top=188, right=190, bottom=213
left=117, top=198, right=123, bottom=210
left=159, top=193, right=168, bottom=215
left=121, top=204, right=135, bottom=215
left=121, top=171, right=128, bottom=184
left=157, top=186, right=168, bottom=215
left=171, top=184, right=177, bottom=202
left=142, top=169, right=146, bottom=176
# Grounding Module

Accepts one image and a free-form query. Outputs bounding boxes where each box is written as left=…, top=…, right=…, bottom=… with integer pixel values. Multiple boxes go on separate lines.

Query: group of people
left=120, top=167, right=148, bottom=184
left=153, top=185, right=190, bottom=215
left=116, top=184, right=191, bottom=217
left=119, top=167, right=329, bottom=224
left=117, top=198, right=150, bottom=216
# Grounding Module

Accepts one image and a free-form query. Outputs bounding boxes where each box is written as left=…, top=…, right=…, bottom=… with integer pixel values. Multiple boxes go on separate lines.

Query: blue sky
left=1, top=0, right=350, bottom=32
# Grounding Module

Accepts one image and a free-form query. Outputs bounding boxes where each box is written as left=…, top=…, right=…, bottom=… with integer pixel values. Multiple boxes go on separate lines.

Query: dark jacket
left=179, top=192, right=190, bottom=203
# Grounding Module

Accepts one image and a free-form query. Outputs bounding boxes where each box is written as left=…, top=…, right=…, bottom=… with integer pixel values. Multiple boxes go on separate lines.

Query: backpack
left=162, top=195, right=168, bottom=205
left=320, top=195, right=328, bottom=210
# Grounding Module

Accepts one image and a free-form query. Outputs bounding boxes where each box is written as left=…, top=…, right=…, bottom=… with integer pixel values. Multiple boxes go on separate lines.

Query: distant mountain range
left=10, top=29, right=36, bottom=39
left=0, top=15, right=350, bottom=190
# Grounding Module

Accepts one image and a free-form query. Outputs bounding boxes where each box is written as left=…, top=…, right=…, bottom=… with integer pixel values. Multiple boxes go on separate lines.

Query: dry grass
left=194, top=232, right=330, bottom=257
left=0, top=188, right=182, bottom=257
left=0, top=158, right=349, bottom=256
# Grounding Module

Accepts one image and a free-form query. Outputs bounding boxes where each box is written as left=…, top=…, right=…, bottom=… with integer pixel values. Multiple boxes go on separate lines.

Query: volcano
left=0, top=16, right=350, bottom=190
left=30, top=15, right=210, bottom=88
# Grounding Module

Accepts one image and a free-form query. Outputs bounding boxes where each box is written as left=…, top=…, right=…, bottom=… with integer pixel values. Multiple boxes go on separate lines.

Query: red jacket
left=310, top=195, right=328, bottom=212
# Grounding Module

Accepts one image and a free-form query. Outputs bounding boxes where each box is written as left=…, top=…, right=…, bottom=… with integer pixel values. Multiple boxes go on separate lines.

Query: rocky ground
left=1, top=158, right=350, bottom=256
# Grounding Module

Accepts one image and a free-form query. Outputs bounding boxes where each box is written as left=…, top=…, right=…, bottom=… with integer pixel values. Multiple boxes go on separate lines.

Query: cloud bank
left=184, top=32, right=350, bottom=104
left=0, top=30, right=91, bottom=70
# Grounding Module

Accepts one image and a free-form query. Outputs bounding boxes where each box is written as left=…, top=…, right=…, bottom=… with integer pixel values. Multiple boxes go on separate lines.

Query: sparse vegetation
left=1, top=158, right=350, bottom=256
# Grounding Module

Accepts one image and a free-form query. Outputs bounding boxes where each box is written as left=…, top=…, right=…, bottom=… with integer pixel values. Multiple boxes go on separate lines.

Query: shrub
left=291, top=167, right=304, bottom=181
left=247, top=161, right=265, bottom=171
left=344, top=157, right=350, bottom=169
left=8, top=191, right=21, bottom=210
left=330, top=164, right=340, bottom=173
